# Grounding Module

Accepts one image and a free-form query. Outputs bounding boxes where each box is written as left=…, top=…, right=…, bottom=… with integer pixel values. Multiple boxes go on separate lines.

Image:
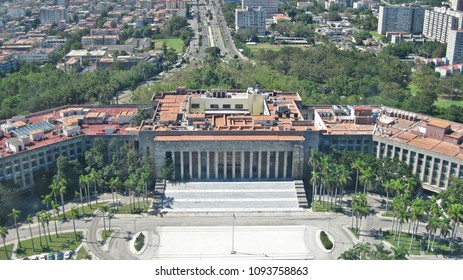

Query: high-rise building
left=377, top=5, right=426, bottom=35
left=450, top=0, right=463, bottom=12
left=447, top=29, right=463, bottom=64
left=423, top=7, right=463, bottom=43
left=235, top=6, right=266, bottom=35
left=241, top=0, right=279, bottom=18
left=39, top=7, right=68, bottom=24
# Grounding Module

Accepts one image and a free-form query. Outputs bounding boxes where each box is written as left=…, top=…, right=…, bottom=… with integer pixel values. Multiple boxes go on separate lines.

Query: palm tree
left=108, top=177, right=120, bottom=212
left=89, top=169, right=99, bottom=205
left=0, top=226, right=9, bottom=260
left=38, top=211, right=50, bottom=249
left=372, top=243, right=391, bottom=260
left=51, top=201, right=60, bottom=237
left=70, top=207, right=79, bottom=241
left=25, top=215, right=35, bottom=252
left=395, top=204, right=409, bottom=246
left=49, top=181, right=59, bottom=205
left=310, top=170, right=322, bottom=209
left=58, top=178, right=67, bottom=219
left=78, top=175, right=87, bottom=214
left=352, top=193, right=369, bottom=235
left=41, top=194, right=52, bottom=211
left=42, top=211, right=52, bottom=243
left=447, top=203, right=463, bottom=250
left=426, top=215, right=439, bottom=251
left=8, top=208, right=22, bottom=248
left=438, top=217, right=451, bottom=249
left=391, top=247, right=408, bottom=260
left=140, top=169, right=150, bottom=206
left=335, top=164, right=351, bottom=207
left=36, top=212, right=43, bottom=247
left=99, top=205, right=109, bottom=237
left=359, top=166, right=375, bottom=194
left=124, top=174, right=137, bottom=213
left=308, top=149, right=321, bottom=203
left=351, top=159, right=364, bottom=194
left=409, top=198, right=425, bottom=250
left=383, top=178, right=396, bottom=214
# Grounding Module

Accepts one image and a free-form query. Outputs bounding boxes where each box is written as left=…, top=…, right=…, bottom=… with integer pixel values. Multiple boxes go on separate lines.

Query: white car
left=63, top=250, right=74, bottom=260
left=29, top=255, right=39, bottom=260
left=39, top=253, right=47, bottom=260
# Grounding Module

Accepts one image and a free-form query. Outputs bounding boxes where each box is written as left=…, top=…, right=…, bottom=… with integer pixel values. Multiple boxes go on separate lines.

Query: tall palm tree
left=58, top=178, right=67, bottom=219
left=438, top=217, right=451, bottom=249
left=89, top=169, right=99, bottom=205
left=351, top=159, right=364, bottom=194
left=391, top=247, right=408, bottom=260
left=8, top=208, right=22, bottom=248
left=308, top=149, right=321, bottom=203
left=447, top=203, right=463, bottom=250
left=335, top=164, right=351, bottom=207
left=70, top=207, right=79, bottom=241
left=0, top=226, right=9, bottom=260
left=383, top=178, right=396, bottom=214
left=99, top=205, right=109, bottom=237
left=124, top=174, right=137, bottom=213
left=38, top=211, right=49, bottom=249
left=426, top=215, right=439, bottom=251
left=36, top=212, right=43, bottom=247
left=409, top=198, right=425, bottom=250
left=359, top=166, right=375, bottom=194
left=395, top=204, right=409, bottom=246
left=51, top=201, right=60, bottom=237
left=41, top=194, right=52, bottom=211
left=49, top=182, right=59, bottom=205
left=25, top=215, right=35, bottom=252
left=140, top=169, right=150, bottom=206
left=108, top=177, right=120, bottom=212
left=310, top=170, right=322, bottom=209
left=78, top=175, right=87, bottom=214
left=352, top=193, right=369, bottom=235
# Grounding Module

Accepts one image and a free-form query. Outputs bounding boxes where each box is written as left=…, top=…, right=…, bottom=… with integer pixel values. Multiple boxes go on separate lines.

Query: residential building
left=165, top=0, right=187, bottom=17
left=377, top=5, right=426, bottom=35
left=17, top=48, right=57, bottom=64
left=242, top=0, right=279, bottom=18
left=447, top=29, right=463, bottom=64
left=81, top=35, right=119, bottom=48
left=235, top=6, right=266, bottom=35
left=40, top=7, right=68, bottom=24
left=422, top=7, right=463, bottom=43
left=450, top=0, right=463, bottom=12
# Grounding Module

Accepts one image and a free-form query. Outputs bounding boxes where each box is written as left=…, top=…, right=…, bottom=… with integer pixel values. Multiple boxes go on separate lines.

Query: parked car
left=30, top=255, right=39, bottom=260
left=39, top=253, right=47, bottom=260
left=63, top=250, right=74, bottom=260
left=56, top=251, right=64, bottom=260
left=47, top=252, right=55, bottom=260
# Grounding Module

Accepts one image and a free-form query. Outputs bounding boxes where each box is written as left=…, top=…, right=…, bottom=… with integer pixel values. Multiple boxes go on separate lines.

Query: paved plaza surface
left=162, top=181, right=303, bottom=213
left=153, top=225, right=314, bottom=260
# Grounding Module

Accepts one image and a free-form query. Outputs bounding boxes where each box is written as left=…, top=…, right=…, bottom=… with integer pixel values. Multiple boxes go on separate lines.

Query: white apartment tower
left=235, top=6, right=266, bottom=35
left=378, top=5, right=426, bottom=35
left=450, top=0, right=463, bottom=12
left=242, top=0, right=279, bottom=18
left=423, top=7, right=463, bottom=43
left=447, top=30, right=463, bottom=64
left=40, top=7, right=68, bottom=24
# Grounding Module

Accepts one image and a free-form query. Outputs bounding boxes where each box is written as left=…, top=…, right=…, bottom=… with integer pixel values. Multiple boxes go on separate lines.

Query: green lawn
left=312, top=200, right=344, bottom=213
left=76, top=246, right=92, bottom=260
left=383, top=230, right=421, bottom=255
left=154, top=38, right=184, bottom=52
left=114, top=200, right=151, bottom=214
left=13, top=231, right=83, bottom=258
left=434, top=97, right=463, bottom=108
left=0, top=243, right=15, bottom=260
left=247, top=43, right=310, bottom=55
left=53, top=203, right=106, bottom=221
left=382, top=210, right=394, bottom=217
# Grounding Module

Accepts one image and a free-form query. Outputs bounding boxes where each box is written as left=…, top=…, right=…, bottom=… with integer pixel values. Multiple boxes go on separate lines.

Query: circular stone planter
left=316, top=230, right=335, bottom=253
left=130, top=231, right=149, bottom=255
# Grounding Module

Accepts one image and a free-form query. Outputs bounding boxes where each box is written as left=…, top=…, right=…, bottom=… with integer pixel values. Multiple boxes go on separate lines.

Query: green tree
left=8, top=208, right=21, bottom=248
left=25, top=214, right=35, bottom=252
left=58, top=179, right=67, bottom=219
left=108, top=177, right=120, bottom=212
left=51, top=201, right=60, bottom=237
left=0, top=226, right=9, bottom=260
left=99, top=205, right=109, bottom=236
left=70, top=206, right=79, bottom=241
left=359, top=166, right=375, bottom=194
left=352, top=193, right=369, bottom=235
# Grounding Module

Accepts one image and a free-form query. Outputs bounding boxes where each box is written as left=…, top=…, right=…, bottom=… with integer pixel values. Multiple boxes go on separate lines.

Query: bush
left=134, top=232, right=145, bottom=251
left=320, top=231, right=333, bottom=250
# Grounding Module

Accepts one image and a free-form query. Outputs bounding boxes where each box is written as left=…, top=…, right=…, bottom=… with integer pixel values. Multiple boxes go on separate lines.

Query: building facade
left=378, top=5, right=426, bottom=35
left=241, top=0, right=279, bottom=18
left=447, top=29, right=463, bottom=64
left=1, top=89, right=462, bottom=195
left=235, top=6, right=266, bottom=35
left=39, top=7, right=69, bottom=24
left=422, top=7, right=463, bottom=43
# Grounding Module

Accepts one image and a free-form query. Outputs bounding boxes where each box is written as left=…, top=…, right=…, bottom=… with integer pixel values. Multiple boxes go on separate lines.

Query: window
left=223, top=104, right=231, bottom=109
left=210, top=104, right=219, bottom=109
left=192, top=103, right=200, bottom=109
left=235, top=104, right=244, bottom=109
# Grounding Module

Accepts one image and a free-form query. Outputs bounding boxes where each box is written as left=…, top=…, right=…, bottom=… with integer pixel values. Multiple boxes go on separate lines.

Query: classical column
left=198, top=151, right=201, bottom=179
left=283, top=151, right=288, bottom=178
left=180, top=151, right=184, bottom=180
left=274, top=152, right=279, bottom=179
left=232, top=151, right=236, bottom=179
left=241, top=151, right=245, bottom=179
left=215, top=151, right=219, bottom=179
left=206, top=151, right=210, bottom=179
left=258, top=151, right=262, bottom=179
left=249, top=152, right=253, bottom=179
left=224, top=151, right=227, bottom=179
left=266, top=152, right=270, bottom=178
left=376, top=142, right=381, bottom=158
left=436, top=159, right=445, bottom=189
left=189, top=151, right=193, bottom=179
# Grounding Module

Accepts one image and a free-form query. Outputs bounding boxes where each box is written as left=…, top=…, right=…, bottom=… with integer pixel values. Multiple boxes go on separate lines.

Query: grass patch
left=369, top=31, right=386, bottom=40
left=348, top=227, right=360, bottom=238
left=114, top=200, right=151, bottom=214
left=53, top=203, right=106, bottom=221
left=101, top=230, right=113, bottom=244
left=312, top=200, right=344, bottom=213
left=13, top=231, right=83, bottom=258
left=154, top=38, right=184, bottom=52
left=76, top=246, right=92, bottom=260
left=320, top=231, right=333, bottom=250
left=407, top=84, right=419, bottom=95
left=0, top=243, right=15, bottom=260
left=134, top=232, right=145, bottom=252
left=383, top=230, right=423, bottom=255
left=434, top=97, right=463, bottom=108
left=247, top=43, right=310, bottom=55
left=382, top=210, right=394, bottom=217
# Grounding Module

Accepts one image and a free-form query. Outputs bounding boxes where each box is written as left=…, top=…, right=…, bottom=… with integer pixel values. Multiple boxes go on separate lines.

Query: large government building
left=1, top=87, right=463, bottom=194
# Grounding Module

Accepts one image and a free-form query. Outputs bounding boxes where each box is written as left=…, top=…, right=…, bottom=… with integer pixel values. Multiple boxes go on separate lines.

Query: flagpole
left=231, top=212, right=236, bottom=254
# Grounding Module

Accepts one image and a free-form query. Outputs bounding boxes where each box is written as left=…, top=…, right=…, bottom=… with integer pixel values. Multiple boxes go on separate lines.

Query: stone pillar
left=223, top=151, right=227, bottom=179
left=232, top=151, right=236, bottom=179
left=283, top=151, right=288, bottom=178
left=376, top=142, right=381, bottom=158
left=189, top=151, right=193, bottom=179
left=180, top=151, right=184, bottom=180
left=206, top=151, right=210, bottom=179
left=198, top=151, right=201, bottom=179
left=274, top=151, right=279, bottom=179
left=266, top=151, right=270, bottom=179
left=249, top=152, right=253, bottom=179
left=436, top=159, right=445, bottom=189
left=215, top=151, right=219, bottom=179
left=241, top=151, right=245, bottom=179
left=258, top=151, right=262, bottom=179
